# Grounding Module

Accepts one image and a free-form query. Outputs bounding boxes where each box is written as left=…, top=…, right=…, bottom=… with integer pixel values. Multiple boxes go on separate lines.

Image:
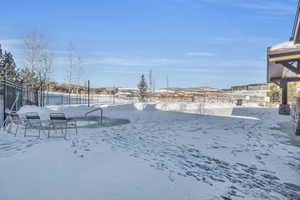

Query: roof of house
left=291, top=0, right=300, bottom=44
left=267, top=1, right=300, bottom=81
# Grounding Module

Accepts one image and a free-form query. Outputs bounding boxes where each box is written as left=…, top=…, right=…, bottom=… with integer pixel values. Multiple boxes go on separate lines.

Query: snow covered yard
left=0, top=104, right=299, bottom=200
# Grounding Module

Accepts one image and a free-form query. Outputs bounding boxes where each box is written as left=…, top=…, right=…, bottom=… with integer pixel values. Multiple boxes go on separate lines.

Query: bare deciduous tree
left=65, top=42, right=75, bottom=87
left=23, top=31, right=53, bottom=106
left=65, top=42, right=83, bottom=104
left=65, top=43, right=82, bottom=93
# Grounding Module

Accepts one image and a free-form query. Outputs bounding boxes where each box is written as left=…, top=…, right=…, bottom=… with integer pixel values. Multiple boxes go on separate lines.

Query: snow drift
left=155, top=102, right=234, bottom=116
left=134, top=103, right=157, bottom=111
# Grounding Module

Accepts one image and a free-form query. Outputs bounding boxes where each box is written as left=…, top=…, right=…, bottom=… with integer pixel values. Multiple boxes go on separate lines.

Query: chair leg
left=75, top=124, right=78, bottom=136
left=65, top=124, right=68, bottom=139
left=15, top=125, right=19, bottom=137
left=24, top=127, right=27, bottom=137
left=48, top=126, right=51, bottom=138
left=64, top=125, right=67, bottom=140
left=7, top=123, right=12, bottom=134
left=64, top=130, right=67, bottom=140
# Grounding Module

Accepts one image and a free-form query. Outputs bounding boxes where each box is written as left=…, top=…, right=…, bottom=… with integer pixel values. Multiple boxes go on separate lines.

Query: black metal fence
left=43, top=93, right=135, bottom=106
left=44, top=93, right=92, bottom=105
left=0, top=78, right=38, bottom=125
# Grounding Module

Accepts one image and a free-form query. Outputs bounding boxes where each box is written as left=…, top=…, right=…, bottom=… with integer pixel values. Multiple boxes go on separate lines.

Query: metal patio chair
left=49, top=113, right=77, bottom=139
left=5, top=112, right=26, bottom=136
left=24, top=112, right=45, bottom=138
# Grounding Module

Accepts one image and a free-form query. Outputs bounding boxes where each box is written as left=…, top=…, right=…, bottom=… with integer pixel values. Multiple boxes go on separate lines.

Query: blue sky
left=0, top=0, right=298, bottom=89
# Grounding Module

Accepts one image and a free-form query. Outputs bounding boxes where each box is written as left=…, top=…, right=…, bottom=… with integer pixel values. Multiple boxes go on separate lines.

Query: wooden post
left=295, top=97, right=300, bottom=136
left=279, top=79, right=290, bottom=115
left=281, top=79, right=288, bottom=105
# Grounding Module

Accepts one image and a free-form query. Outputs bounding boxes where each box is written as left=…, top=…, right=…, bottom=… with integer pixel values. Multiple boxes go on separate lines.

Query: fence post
left=68, top=91, right=71, bottom=105
left=2, top=78, right=6, bottom=123
left=79, top=90, right=81, bottom=104
left=26, top=86, right=29, bottom=105
left=88, top=80, right=90, bottom=107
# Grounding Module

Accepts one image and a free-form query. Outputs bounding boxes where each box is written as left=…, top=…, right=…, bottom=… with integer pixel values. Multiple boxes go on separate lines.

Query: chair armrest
left=67, top=120, right=77, bottom=127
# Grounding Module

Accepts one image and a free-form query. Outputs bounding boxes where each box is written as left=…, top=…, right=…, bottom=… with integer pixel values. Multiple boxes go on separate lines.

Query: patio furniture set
left=4, top=112, right=78, bottom=139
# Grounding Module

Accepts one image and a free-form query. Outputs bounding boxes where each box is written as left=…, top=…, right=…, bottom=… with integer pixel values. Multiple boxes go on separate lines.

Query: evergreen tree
left=19, top=67, right=38, bottom=87
left=137, top=74, right=148, bottom=102
left=1, top=51, right=18, bottom=80
left=267, top=84, right=280, bottom=103
left=0, top=44, right=4, bottom=71
left=0, top=51, right=13, bottom=79
left=0, top=44, right=3, bottom=59
left=0, top=44, right=23, bottom=82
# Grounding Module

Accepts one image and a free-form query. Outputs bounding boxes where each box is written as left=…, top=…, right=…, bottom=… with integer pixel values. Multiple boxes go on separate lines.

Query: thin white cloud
left=0, top=39, right=23, bottom=46
left=186, top=52, right=214, bottom=57
left=101, top=69, right=144, bottom=75
left=194, top=0, right=297, bottom=16
left=76, top=55, right=265, bottom=69
left=173, top=68, right=265, bottom=74
left=0, top=38, right=265, bottom=77
left=0, top=39, right=23, bottom=53
left=49, top=50, right=70, bottom=56
left=90, top=51, right=113, bottom=56
left=210, top=35, right=283, bottom=49
left=239, top=2, right=296, bottom=15
left=81, top=57, right=186, bottom=66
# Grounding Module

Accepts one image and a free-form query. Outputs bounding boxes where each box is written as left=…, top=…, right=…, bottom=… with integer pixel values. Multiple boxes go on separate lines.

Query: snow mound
left=241, top=103, right=263, bottom=107
left=17, top=105, right=52, bottom=120
left=134, top=103, right=157, bottom=111
left=134, top=103, right=147, bottom=111
left=156, top=102, right=234, bottom=116
left=18, top=105, right=48, bottom=114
